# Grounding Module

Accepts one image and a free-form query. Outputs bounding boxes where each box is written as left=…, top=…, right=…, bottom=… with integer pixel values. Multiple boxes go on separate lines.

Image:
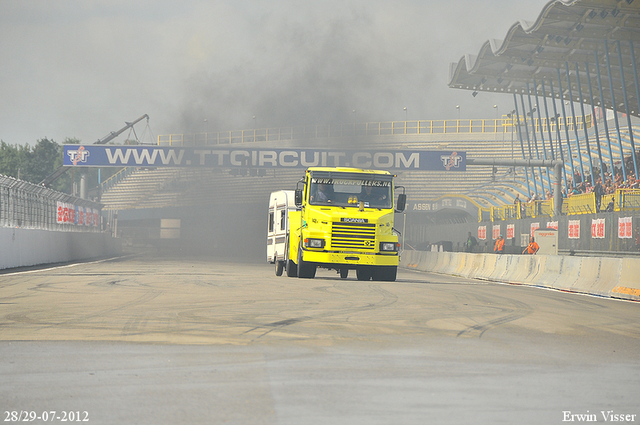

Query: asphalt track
left=1, top=253, right=639, bottom=424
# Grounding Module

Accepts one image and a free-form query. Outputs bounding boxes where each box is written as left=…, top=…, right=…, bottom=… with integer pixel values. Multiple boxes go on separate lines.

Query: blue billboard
left=63, top=145, right=466, bottom=172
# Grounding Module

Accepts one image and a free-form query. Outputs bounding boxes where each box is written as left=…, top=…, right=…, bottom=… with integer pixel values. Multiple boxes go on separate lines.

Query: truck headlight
left=380, top=242, right=399, bottom=252
left=304, top=238, right=325, bottom=248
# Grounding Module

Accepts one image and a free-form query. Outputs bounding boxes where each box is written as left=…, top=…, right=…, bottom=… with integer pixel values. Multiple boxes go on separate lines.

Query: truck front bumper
left=301, top=249, right=399, bottom=268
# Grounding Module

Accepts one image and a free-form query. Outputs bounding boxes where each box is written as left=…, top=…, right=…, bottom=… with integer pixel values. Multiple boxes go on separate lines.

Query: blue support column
left=557, top=68, right=577, bottom=188
left=513, top=93, right=532, bottom=196
left=526, top=83, right=543, bottom=159
left=539, top=80, right=555, bottom=159
left=585, top=61, right=606, bottom=178
left=565, top=61, right=587, bottom=185
left=574, top=62, right=596, bottom=185
left=631, top=40, right=640, bottom=176
left=531, top=81, right=550, bottom=196
left=617, top=40, right=639, bottom=179
left=594, top=50, right=616, bottom=181
left=631, top=41, right=640, bottom=119
left=548, top=79, right=569, bottom=193
left=604, top=41, right=627, bottom=181
left=520, top=93, right=539, bottom=196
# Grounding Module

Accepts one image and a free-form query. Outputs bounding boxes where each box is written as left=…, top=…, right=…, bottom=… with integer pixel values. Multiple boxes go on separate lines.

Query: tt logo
left=67, top=146, right=90, bottom=165
left=441, top=152, right=462, bottom=170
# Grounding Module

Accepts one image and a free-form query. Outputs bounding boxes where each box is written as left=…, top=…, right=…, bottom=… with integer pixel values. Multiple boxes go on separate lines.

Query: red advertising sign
left=618, top=217, right=632, bottom=239
left=568, top=220, right=580, bottom=239
left=56, top=202, right=98, bottom=226
left=507, top=224, right=515, bottom=239
left=492, top=225, right=501, bottom=240
left=530, top=222, right=540, bottom=236
left=591, top=218, right=605, bottom=239
left=57, top=201, right=72, bottom=224
left=478, top=226, right=486, bottom=240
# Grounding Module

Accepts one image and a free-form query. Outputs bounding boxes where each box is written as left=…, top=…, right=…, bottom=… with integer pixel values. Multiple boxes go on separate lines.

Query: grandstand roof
left=448, top=0, right=640, bottom=117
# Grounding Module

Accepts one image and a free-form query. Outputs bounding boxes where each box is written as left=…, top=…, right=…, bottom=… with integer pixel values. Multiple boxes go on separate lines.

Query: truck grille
left=331, top=221, right=376, bottom=250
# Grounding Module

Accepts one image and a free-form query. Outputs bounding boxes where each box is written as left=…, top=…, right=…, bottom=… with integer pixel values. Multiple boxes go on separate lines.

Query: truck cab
left=269, top=167, right=406, bottom=281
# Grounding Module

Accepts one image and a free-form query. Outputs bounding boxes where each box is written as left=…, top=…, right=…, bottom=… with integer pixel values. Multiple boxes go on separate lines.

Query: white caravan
left=267, top=190, right=296, bottom=276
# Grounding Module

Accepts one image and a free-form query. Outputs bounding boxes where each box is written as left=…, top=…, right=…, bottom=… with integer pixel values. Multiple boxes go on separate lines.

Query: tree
left=0, top=137, right=123, bottom=198
left=24, top=138, right=61, bottom=184
left=0, top=141, right=31, bottom=179
left=0, top=139, right=66, bottom=189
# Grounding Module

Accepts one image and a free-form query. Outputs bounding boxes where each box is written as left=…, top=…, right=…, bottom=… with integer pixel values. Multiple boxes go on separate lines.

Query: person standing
left=466, top=232, right=477, bottom=252
left=522, top=236, right=539, bottom=255
left=514, top=194, right=522, bottom=218
left=494, top=235, right=505, bottom=254
left=594, top=179, right=604, bottom=212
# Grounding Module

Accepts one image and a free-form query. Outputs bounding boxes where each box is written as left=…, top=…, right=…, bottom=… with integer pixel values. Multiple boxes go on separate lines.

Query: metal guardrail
left=101, top=167, right=131, bottom=193
left=558, top=249, right=640, bottom=258
left=479, top=189, right=640, bottom=222
left=0, top=174, right=102, bottom=231
left=158, top=115, right=592, bottom=146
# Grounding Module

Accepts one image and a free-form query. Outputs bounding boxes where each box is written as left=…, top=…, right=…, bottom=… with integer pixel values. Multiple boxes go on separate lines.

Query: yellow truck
left=267, top=167, right=406, bottom=281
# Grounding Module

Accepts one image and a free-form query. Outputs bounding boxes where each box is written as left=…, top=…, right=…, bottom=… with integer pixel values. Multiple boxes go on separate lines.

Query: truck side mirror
left=295, top=188, right=303, bottom=207
left=396, top=193, right=406, bottom=212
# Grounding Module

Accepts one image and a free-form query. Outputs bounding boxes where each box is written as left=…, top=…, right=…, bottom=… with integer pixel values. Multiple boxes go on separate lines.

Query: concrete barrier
left=457, top=253, right=473, bottom=278
left=1, top=227, right=122, bottom=270
left=611, top=258, right=640, bottom=301
left=476, top=254, right=498, bottom=281
left=530, top=255, right=564, bottom=289
left=401, top=250, right=640, bottom=302
left=570, top=257, right=618, bottom=297
left=489, top=254, right=511, bottom=282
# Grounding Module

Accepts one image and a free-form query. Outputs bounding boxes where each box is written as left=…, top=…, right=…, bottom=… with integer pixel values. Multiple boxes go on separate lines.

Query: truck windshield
left=309, top=177, right=392, bottom=208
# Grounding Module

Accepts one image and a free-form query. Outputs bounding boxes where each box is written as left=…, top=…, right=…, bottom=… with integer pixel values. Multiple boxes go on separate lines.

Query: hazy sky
left=1, top=0, right=552, bottom=146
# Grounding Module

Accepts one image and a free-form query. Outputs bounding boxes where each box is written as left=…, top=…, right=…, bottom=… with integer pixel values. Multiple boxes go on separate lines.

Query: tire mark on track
left=4, top=290, right=162, bottom=331
left=456, top=293, right=533, bottom=338
left=243, top=282, right=398, bottom=340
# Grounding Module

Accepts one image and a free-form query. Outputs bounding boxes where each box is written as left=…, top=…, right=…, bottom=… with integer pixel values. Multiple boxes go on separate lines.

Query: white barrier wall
left=0, top=227, right=121, bottom=270
left=402, top=250, right=640, bottom=302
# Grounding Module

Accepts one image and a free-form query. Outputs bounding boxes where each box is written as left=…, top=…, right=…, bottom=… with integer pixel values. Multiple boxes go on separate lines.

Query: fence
left=0, top=174, right=103, bottom=232
left=158, top=115, right=592, bottom=146
left=479, top=189, right=640, bottom=222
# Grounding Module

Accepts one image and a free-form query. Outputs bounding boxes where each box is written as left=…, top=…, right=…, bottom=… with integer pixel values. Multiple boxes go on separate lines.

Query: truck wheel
left=275, top=260, right=284, bottom=276
left=356, top=267, right=372, bottom=281
left=286, top=260, right=297, bottom=277
left=340, top=269, right=349, bottom=279
left=372, top=266, right=397, bottom=282
left=297, top=245, right=316, bottom=279
left=298, top=263, right=316, bottom=279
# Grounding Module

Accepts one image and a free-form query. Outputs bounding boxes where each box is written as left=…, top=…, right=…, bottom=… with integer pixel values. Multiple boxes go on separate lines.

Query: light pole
left=403, top=107, right=408, bottom=133
left=507, top=110, right=516, bottom=161
left=204, top=119, right=209, bottom=143
left=352, top=110, right=356, bottom=136
left=456, top=105, right=460, bottom=120
left=494, top=104, right=500, bottom=139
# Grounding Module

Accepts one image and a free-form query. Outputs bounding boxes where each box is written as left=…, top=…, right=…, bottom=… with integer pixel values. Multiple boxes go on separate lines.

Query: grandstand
left=99, top=120, right=518, bottom=212
left=99, top=116, right=639, bottom=213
